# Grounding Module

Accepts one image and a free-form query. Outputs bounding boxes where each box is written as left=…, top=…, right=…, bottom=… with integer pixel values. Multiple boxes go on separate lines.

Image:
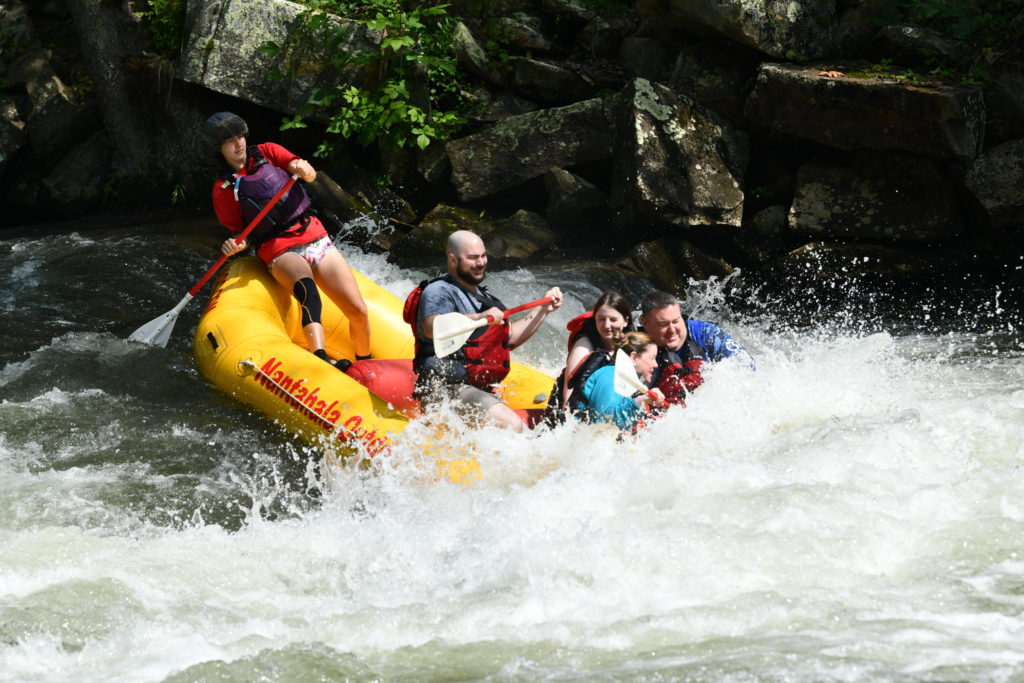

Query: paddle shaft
left=430, top=296, right=554, bottom=357
left=484, top=297, right=553, bottom=325
left=187, top=175, right=298, bottom=297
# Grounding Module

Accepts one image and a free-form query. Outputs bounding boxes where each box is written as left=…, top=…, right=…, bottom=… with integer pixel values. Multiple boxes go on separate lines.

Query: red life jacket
left=565, top=311, right=602, bottom=351
left=651, top=339, right=705, bottom=405
left=548, top=311, right=606, bottom=410
left=403, top=276, right=511, bottom=390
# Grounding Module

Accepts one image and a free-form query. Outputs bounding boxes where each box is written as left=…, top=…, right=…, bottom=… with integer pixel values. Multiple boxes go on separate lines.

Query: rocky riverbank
left=2, top=0, right=1022, bottom=303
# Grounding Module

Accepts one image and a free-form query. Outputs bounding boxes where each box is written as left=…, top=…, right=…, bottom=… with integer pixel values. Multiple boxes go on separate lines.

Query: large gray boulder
left=964, top=138, right=1024, bottom=230
left=611, top=78, right=748, bottom=231
left=446, top=96, right=615, bottom=202
left=745, top=62, right=985, bottom=161
left=179, top=0, right=378, bottom=117
left=636, top=0, right=839, bottom=60
left=789, top=153, right=962, bottom=244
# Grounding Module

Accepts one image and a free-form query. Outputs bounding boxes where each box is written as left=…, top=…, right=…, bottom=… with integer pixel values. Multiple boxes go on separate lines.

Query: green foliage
left=279, top=1, right=466, bottom=155
left=874, top=0, right=1023, bottom=82
left=135, top=0, right=187, bottom=57
left=170, top=183, right=186, bottom=206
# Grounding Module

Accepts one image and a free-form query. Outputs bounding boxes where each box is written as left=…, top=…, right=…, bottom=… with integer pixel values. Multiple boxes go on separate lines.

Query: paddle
left=432, top=297, right=553, bottom=358
left=128, top=175, right=299, bottom=347
left=613, top=348, right=654, bottom=398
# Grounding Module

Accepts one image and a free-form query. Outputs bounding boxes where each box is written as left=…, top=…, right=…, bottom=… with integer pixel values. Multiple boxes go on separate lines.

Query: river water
left=2, top=216, right=1023, bottom=682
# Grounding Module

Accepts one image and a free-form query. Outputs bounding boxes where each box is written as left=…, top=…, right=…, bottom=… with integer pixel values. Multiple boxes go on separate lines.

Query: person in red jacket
left=554, top=290, right=634, bottom=412
left=204, top=112, right=371, bottom=365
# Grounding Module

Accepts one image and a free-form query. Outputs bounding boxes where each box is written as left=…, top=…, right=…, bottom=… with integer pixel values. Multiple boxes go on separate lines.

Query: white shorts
left=270, top=235, right=334, bottom=269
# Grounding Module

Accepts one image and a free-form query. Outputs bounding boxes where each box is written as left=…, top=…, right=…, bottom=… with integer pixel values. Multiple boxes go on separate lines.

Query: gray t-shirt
left=416, top=277, right=504, bottom=341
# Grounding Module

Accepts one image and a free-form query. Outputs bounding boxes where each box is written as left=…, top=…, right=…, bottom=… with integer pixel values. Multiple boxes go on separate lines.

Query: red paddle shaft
left=187, top=175, right=298, bottom=297
left=484, top=297, right=554, bottom=324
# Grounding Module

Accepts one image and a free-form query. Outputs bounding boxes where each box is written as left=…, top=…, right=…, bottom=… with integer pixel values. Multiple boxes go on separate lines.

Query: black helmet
left=203, top=111, right=248, bottom=155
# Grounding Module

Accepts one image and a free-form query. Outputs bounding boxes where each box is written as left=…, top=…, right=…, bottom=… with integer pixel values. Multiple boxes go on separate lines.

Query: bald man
left=411, top=230, right=562, bottom=431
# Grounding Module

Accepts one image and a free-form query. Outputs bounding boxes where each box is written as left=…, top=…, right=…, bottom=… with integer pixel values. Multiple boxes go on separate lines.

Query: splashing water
left=2, top=218, right=1024, bottom=681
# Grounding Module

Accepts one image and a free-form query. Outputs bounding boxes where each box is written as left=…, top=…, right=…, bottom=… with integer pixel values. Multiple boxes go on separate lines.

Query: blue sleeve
left=688, top=320, right=753, bottom=367
left=582, top=366, right=641, bottom=430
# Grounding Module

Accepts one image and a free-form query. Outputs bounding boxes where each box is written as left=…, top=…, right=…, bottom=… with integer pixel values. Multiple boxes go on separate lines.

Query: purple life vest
left=231, top=147, right=311, bottom=247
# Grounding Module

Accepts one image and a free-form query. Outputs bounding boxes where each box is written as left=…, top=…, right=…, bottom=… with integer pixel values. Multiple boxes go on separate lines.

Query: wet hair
left=203, top=111, right=248, bottom=157
left=639, top=290, right=682, bottom=318
left=592, top=291, right=634, bottom=331
left=615, top=330, right=655, bottom=356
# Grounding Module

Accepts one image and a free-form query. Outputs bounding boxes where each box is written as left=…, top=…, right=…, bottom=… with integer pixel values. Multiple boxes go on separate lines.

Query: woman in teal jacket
left=580, top=331, right=665, bottom=430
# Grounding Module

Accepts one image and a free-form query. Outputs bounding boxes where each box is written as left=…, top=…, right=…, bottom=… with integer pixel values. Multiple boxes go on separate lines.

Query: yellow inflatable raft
left=193, top=257, right=553, bottom=463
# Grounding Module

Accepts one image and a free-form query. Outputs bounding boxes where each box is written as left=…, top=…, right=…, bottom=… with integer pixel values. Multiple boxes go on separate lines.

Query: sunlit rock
left=179, top=0, right=377, bottom=117
left=485, top=209, right=558, bottom=265
left=637, top=0, right=838, bottom=60
left=611, top=78, right=748, bottom=231
left=446, top=96, right=614, bottom=202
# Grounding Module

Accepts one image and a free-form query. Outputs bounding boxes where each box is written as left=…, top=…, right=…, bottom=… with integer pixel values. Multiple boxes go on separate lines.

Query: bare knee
left=487, top=403, right=525, bottom=432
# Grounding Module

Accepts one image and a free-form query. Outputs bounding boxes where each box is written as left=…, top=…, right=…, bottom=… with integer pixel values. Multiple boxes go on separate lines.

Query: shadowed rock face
left=964, top=139, right=1024, bottom=230
left=4, top=0, right=1022, bottom=295
left=789, top=153, right=962, bottom=244
left=745, top=63, right=986, bottom=161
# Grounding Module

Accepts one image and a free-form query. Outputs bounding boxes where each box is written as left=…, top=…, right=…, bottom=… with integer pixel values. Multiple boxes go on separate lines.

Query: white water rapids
left=1, top=226, right=1023, bottom=681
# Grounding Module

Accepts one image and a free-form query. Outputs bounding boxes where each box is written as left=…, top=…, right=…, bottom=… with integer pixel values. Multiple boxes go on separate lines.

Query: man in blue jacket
left=638, top=290, right=752, bottom=405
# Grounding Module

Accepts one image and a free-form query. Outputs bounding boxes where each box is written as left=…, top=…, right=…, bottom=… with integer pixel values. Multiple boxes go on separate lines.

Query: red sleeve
left=257, top=142, right=299, bottom=170
left=211, top=180, right=243, bottom=235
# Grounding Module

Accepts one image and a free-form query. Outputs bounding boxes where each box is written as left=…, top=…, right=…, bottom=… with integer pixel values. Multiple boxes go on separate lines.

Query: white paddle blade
left=432, top=312, right=487, bottom=358
left=613, top=349, right=648, bottom=397
left=127, top=294, right=193, bottom=347
left=128, top=311, right=179, bottom=347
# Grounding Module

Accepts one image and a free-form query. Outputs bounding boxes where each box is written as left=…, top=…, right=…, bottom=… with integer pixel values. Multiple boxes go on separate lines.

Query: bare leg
left=269, top=252, right=325, bottom=352
left=312, top=247, right=371, bottom=357
left=486, top=403, right=526, bottom=432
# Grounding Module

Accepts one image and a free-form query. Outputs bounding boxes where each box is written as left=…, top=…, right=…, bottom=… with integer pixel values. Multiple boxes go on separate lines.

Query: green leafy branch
left=275, top=1, right=466, bottom=155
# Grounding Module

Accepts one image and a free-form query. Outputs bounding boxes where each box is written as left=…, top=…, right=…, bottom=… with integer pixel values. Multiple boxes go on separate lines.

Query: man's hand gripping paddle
left=128, top=175, right=298, bottom=347
left=432, top=297, right=553, bottom=358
